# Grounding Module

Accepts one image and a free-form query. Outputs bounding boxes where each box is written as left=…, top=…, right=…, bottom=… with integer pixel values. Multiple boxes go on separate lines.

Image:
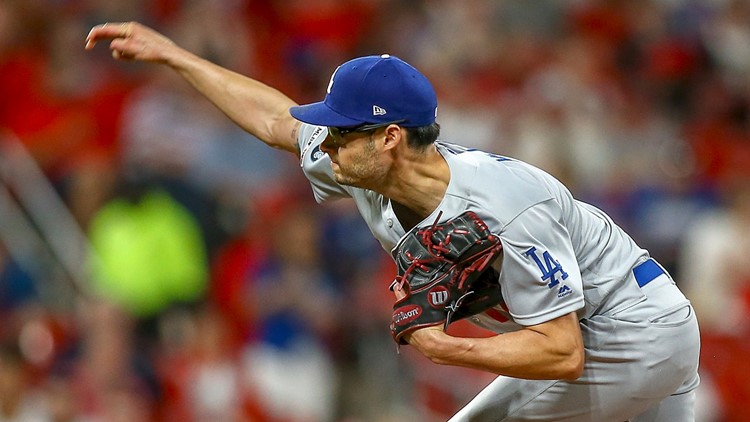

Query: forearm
left=167, top=49, right=300, bottom=153
left=408, top=313, right=585, bottom=380
left=86, top=22, right=301, bottom=154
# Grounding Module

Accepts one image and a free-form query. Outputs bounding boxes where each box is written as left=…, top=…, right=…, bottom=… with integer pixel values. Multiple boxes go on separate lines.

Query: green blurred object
left=88, top=188, right=208, bottom=317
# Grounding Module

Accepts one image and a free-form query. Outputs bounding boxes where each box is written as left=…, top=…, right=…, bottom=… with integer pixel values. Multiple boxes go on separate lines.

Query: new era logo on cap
left=289, top=54, right=438, bottom=128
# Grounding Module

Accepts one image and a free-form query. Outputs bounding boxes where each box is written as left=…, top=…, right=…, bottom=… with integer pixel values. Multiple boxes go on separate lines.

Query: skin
left=85, top=22, right=585, bottom=380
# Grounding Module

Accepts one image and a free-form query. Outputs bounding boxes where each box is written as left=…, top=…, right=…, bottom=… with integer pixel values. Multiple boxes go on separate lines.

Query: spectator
left=64, top=301, right=156, bottom=422
left=157, top=304, right=264, bottom=421
left=679, top=181, right=750, bottom=334
left=679, top=180, right=750, bottom=422
left=240, top=203, right=341, bottom=421
left=87, top=178, right=209, bottom=318
left=0, top=341, right=51, bottom=421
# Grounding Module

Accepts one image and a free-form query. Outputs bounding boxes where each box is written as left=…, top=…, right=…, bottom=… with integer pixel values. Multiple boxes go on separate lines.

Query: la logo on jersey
left=524, top=247, right=570, bottom=297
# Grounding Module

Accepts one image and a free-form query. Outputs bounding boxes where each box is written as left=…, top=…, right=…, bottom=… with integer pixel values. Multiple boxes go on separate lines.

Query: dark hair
left=404, top=122, right=440, bottom=149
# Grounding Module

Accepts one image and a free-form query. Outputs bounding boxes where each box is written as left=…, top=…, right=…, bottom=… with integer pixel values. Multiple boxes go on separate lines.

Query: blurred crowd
left=1, top=0, right=750, bottom=421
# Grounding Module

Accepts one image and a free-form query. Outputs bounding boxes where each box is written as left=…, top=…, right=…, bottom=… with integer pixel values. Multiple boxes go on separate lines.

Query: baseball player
left=86, top=22, right=701, bottom=421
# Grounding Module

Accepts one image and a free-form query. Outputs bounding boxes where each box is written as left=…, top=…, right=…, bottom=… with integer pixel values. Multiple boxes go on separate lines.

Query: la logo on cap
left=373, top=105, right=387, bottom=116
left=326, top=66, right=340, bottom=94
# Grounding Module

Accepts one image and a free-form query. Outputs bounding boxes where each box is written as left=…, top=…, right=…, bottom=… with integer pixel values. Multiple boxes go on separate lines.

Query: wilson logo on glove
left=393, top=305, right=422, bottom=326
left=428, top=286, right=450, bottom=308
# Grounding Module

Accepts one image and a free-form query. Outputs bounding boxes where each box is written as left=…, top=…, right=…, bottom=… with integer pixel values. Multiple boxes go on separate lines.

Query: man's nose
left=319, top=136, right=337, bottom=155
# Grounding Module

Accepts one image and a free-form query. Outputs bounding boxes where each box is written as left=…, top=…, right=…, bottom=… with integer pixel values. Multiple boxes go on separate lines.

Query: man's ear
left=382, top=124, right=404, bottom=152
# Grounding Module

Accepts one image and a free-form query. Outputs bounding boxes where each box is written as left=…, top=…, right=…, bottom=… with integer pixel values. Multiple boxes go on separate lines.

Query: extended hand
left=85, top=22, right=177, bottom=63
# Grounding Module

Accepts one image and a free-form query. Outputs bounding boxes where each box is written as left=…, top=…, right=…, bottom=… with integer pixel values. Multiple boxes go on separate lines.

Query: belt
left=633, top=258, right=665, bottom=288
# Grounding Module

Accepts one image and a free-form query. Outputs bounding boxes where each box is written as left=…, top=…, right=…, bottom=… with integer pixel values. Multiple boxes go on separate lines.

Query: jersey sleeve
left=296, top=123, right=351, bottom=202
left=498, top=199, right=585, bottom=326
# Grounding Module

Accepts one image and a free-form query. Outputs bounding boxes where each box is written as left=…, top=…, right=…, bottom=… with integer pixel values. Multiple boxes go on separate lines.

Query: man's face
left=321, top=126, right=391, bottom=188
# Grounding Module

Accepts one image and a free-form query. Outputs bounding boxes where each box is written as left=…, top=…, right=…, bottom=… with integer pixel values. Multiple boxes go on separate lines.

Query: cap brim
left=289, top=101, right=364, bottom=127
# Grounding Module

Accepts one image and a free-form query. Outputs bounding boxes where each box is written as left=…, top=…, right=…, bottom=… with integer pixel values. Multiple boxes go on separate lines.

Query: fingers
left=85, top=22, right=135, bottom=50
left=390, top=277, right=412, bottom=301
left=388, top=278, right=400, bottom=291
left=392, top=280, right=407, bottom=300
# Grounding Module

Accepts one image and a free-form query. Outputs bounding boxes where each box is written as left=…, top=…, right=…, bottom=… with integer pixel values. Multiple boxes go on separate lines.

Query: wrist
left=165, top=46, right=193, bottom=69
left=408, top=327, right=451, bottom=360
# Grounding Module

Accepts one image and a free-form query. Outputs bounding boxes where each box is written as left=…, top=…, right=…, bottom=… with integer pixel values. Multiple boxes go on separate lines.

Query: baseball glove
left=390, top=211, right=504, bottom=345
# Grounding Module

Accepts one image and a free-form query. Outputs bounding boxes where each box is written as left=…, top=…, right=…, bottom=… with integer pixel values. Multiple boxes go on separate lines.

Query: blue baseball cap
left=289, top=54, right=438, bottom=128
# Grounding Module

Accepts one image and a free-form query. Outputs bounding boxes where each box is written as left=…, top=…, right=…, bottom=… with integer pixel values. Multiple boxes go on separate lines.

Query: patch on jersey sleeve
left=299, top=126, right=327, bottom=166
left=309, top=144, right=326, bottom=162
left=524, top=246, right=569, bottom=291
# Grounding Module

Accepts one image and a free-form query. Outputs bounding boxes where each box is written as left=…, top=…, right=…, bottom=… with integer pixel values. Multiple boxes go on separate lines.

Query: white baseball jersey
left=297, top=124, right=649, bottom=331
left=297, top=124, right=700, bottom=421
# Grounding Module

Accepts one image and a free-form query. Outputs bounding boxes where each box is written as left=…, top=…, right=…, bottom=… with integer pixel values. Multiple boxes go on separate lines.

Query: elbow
left=259, top=112, right=299, bottom=153
left=558, top=348, right=585, bottom=380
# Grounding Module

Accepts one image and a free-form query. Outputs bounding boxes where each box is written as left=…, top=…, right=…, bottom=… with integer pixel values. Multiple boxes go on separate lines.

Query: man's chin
left=332, top=172, right=363, bottom=188
left=333, top=173, right=353, bottom=186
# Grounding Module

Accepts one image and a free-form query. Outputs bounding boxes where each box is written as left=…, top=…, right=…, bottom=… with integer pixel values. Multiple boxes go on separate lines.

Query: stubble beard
left=332, top=138, right=387, bottom=190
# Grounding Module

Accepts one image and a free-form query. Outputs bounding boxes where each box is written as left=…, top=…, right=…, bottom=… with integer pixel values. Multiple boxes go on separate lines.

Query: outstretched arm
left=85, top=22, right=301, bottom=154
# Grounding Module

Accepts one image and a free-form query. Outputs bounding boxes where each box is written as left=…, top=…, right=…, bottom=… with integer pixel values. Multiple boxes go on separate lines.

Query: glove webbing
left=390, top=211, right=449, bottom=293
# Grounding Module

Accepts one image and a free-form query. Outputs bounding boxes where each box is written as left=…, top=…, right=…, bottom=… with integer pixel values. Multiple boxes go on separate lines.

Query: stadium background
left=1, top=0, right=749, bottom=421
